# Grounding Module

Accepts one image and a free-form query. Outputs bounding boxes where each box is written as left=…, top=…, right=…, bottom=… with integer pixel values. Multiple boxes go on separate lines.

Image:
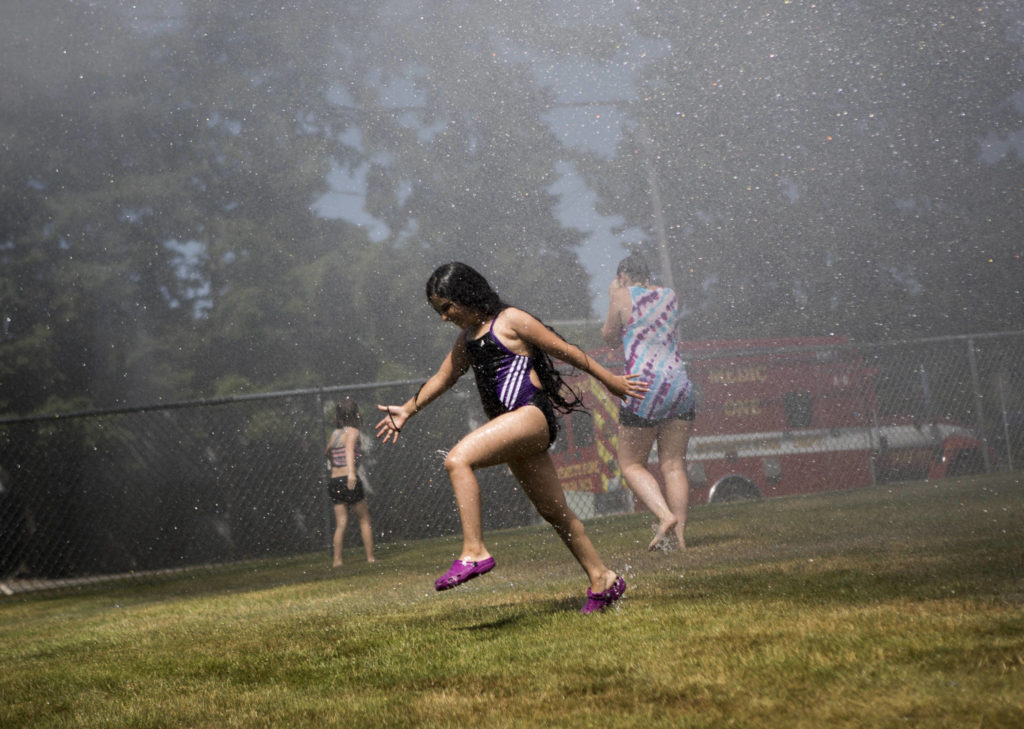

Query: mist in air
left=1, top=0, right=1022, bottom=410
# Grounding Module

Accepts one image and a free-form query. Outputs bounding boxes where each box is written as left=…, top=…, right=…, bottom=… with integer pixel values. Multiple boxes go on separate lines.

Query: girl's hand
left=611, top=373, right=649, bottom=400
left=375, top=405, right=411, bottom=444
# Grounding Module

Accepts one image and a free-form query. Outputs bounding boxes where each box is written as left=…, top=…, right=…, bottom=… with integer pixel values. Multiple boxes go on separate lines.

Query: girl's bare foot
left=648, top=516, right=679, bottom=551
left=589, top=569, right=620, bottom=594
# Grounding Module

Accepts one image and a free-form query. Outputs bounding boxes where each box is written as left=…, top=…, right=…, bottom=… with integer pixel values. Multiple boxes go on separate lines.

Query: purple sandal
left=581, top=575, right=626, bottom=614
left=434, top=556, right=496, bottom=591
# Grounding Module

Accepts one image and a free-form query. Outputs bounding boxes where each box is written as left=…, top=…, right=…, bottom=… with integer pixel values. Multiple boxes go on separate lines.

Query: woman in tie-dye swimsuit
left=603, top=252, right=696, bottom=551
left=375, top=262, right=649, bottom=613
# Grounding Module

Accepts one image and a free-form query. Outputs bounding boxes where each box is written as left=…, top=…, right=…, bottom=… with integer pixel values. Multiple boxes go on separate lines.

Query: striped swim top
left=466, top=317, right=541, bottom=419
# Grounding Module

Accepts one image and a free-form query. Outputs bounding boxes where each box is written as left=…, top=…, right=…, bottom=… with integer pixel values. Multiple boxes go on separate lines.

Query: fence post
left=995, top=371, right=1014, bottom=472
left=965, top=337, right=992, bottom=474
left=315, top=390, right=330, bottom=556
left=868, top=407, right=880, bottom=487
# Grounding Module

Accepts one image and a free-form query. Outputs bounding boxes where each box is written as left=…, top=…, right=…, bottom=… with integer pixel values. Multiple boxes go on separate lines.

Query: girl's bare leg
left=332, top=504, right=348, bottom=567
left=657, top=419, right=694, bottom=549
left=444, top=407, right=617, bottom=594
left=508, top=448, right=618, bottom=594
left=442, top=408, right=552, bottom=562
left=617, top=425, right=677, bottom=550
left=352, top=500, right=375, bottom=562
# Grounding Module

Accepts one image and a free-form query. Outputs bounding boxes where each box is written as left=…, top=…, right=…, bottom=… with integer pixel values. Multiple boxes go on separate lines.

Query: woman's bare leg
left=656, top=419, right=694, bottom=549
left=617, top=425, right=677, bottom=550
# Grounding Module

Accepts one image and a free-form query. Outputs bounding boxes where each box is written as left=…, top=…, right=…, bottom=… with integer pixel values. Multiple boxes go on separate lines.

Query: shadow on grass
left=456, top=614, right=524, bottom=631
left=685, top=532, right=747, bottom=549
left=450, top=595, right=585, bottom=630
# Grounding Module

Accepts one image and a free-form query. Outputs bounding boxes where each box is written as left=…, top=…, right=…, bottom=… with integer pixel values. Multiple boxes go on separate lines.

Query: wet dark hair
left=426, top=261, right=505, bottom=315
left=616, top=252, right=652, bottom=283
left=335, top=397, right=361, bottom=428
left=425, top=262, right=585, bottom=414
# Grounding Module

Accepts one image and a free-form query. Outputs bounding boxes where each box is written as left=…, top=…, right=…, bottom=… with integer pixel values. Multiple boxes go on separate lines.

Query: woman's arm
left=375, top=334, right=471, bottom=443
left=502, top=308, right=648, bottom=401
left=601, top=278, right=631, bottom=347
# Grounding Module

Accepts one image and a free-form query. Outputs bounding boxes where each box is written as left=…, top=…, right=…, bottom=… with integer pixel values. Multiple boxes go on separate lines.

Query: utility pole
left=559, top=102, right=675, bottom=289
left=637, top=120, right=674, bottom=289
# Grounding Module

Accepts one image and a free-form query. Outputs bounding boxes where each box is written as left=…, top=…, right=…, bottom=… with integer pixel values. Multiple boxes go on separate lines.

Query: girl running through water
left=376, top=262, right=648, bottom=613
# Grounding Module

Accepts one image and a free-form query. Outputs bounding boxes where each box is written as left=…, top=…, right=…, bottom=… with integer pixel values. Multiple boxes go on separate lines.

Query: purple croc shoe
left=581, top=575, right=626, bottom=614
left=434, top=556, right=496, bottom=591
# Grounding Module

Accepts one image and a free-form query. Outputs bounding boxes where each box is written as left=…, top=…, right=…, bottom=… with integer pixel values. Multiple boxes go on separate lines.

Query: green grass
left=2, top=475, right=1022, bottom=728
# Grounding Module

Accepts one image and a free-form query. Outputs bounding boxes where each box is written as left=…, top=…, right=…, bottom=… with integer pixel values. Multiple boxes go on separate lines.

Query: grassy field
left=2, top=474, right=1022, bottom=728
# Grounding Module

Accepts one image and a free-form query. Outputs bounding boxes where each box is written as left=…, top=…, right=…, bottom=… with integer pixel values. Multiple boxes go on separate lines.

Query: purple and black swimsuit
left=466, top=317, right=559, bottom=445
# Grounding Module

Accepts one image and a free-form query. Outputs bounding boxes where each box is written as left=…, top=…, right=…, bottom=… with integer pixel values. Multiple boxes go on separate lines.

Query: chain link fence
left=0, top=379, right=538, bottom=594
left=2, top=332, right=1022, bottom=595
left=865, top=333, right=1024, bottom=468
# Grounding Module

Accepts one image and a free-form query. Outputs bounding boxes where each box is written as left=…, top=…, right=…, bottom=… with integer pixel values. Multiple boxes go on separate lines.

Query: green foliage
left=2, top=0, right=1021, bottom=417
left=1, top=475, right=1021, bottom=728
left=570, top=2, right=1024, bottom=340
left=0, top=0, right=595, bottom=415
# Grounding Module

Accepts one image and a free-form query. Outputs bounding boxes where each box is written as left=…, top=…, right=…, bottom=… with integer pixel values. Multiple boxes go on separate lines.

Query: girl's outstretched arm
left=375, top=333, right=471, bottom=443
left=500, top=308, right=649, bottom=401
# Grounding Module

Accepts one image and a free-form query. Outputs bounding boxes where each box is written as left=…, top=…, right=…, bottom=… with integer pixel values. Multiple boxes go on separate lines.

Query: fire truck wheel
left=708, top=475, right=763, bottom=504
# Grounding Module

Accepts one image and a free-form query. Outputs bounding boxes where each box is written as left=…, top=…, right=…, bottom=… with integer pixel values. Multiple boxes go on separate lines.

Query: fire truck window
left=784, top=391, right=813, bottom=429
left=946, top=449, right=985, bottom=477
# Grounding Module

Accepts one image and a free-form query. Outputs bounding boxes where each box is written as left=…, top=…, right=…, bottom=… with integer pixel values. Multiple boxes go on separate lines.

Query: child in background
left=325, top=398, right=375, bottom=566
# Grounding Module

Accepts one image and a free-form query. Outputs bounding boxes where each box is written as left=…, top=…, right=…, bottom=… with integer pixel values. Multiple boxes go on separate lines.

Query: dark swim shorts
left=618, top=403, right=696, bottom=429
left=328, top=475, right=366, bottom=505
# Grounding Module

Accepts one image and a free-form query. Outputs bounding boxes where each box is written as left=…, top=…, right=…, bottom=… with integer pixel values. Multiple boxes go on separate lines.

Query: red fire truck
left=551, top=337, right=989, bottom=507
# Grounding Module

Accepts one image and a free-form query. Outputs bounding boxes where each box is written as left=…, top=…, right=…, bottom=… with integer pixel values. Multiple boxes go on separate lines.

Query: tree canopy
left=2, top=0, right=1021, bottom=414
